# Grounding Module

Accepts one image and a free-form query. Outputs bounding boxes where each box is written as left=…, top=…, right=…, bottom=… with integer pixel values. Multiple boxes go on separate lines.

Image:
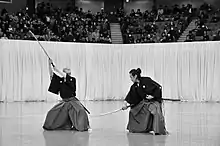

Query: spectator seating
left=0, top=2, right=220, bottom=43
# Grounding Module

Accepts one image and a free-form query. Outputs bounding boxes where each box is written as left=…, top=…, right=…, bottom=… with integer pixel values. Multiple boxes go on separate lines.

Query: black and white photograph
left=0, top=0, right=12, bottom=3
left=0, top=0, right=220, bottom=146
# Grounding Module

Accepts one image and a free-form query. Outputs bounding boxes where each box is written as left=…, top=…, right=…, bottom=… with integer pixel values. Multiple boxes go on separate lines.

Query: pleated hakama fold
left=127, top=100, right=167, bottom=135
left=43, top=97, right=90, bottom=131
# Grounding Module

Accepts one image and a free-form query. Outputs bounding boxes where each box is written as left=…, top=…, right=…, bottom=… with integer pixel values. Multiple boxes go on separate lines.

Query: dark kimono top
left=48, top=73, right=76, bottom=99
left=125, top=77, right=162, bottom=108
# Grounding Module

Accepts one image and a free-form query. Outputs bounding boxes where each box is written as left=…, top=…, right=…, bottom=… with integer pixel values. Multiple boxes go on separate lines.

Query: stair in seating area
left=177, top=19, right=197, bottom=42
left=110, top=23, right=123, bottom=44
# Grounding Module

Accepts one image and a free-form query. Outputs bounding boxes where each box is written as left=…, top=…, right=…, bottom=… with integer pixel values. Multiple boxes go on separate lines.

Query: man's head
left=63, top=68, right=71, bottom=76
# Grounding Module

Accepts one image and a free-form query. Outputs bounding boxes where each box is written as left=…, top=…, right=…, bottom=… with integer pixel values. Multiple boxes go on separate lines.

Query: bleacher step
left=177, top=19, right=197, bottom=42
left=110, top=23, right=123, bottom=44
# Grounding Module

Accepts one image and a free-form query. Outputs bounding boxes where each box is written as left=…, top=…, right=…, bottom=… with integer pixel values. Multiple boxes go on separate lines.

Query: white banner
left=0, top=40, right=220, bottom=102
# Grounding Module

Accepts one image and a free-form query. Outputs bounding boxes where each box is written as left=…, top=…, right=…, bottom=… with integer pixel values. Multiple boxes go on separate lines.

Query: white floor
left=0, top=101, right=220, bottom=146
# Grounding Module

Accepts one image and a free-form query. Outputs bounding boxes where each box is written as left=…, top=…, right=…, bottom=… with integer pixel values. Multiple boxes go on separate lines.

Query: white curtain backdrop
left=0, top=40, right=220, bottom=102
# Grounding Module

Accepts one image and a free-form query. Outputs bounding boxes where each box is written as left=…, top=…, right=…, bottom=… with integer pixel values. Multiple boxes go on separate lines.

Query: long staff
left=28, top=30, right=55, bottom=67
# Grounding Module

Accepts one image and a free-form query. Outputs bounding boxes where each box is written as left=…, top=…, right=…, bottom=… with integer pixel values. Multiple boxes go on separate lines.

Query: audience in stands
left=0, top=3, right=112, bottom=43
left=185, top=31, right=195, bottom=42
left=119, top=4, right=194, bottom=44
left=185, top=3, right=220, bottom=42
left=0, top=2, right=220, bottom=43
left=213, top=30, right=220, bottom=41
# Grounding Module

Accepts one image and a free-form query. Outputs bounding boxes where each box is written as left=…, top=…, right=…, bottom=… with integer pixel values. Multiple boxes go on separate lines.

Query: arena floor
left=0, top=101, right=220, bottom=146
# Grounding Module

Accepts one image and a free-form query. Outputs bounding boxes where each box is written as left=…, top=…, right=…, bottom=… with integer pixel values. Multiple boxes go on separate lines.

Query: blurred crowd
left=0, top=3, right=111, bottom=43
left=119, top=4, right=194, bottom=43
left=0, top=2, right=220, bottom=44
left=185, top=3, right=220, bottom=42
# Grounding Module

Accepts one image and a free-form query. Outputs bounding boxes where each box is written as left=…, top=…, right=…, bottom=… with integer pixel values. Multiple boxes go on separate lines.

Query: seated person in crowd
left=202, top=31, right=209, bottom=41
left=213, top=31, right=220, bottom=41
left=185, top=31, right=195, bottom=42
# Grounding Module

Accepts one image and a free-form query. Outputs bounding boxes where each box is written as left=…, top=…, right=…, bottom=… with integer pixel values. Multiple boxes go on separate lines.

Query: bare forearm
left=53, top=67, right=65, bottom=78
left=48, top=61, right=54, bottom=79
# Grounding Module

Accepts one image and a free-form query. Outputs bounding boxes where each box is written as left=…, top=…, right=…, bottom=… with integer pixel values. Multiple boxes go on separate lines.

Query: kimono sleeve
left=48, top=73, right=62, bottom=95
left=125, top=85, right=137, bottom=104
left=125, top=87, right=133, bottom=104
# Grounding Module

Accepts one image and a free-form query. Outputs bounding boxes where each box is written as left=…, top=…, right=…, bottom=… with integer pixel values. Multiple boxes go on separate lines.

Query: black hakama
left=125, top=77, right=167, bottom=135
left=43, top=73, right=90, bottom=131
